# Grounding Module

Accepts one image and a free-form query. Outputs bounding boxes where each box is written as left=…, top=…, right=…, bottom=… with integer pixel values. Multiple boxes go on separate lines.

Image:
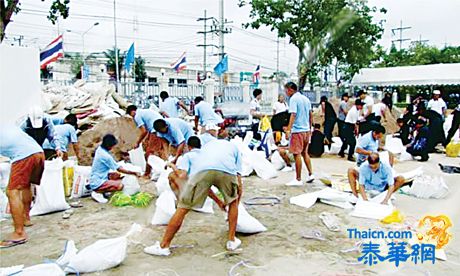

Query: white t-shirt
left=427, top=98, right=447, bottom=116
left=249, top=99, right=261, bottom=123
left=273, top=101, right=288, bottom=114
left=345, top=106, right=361, bottom=124
left=372, top=102, right=387, bottom=117
left=363, top=95, right=374, bottom=116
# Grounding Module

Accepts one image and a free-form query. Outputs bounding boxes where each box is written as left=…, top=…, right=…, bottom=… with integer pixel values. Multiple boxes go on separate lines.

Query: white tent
left=351, top=63, right=460, bottom=86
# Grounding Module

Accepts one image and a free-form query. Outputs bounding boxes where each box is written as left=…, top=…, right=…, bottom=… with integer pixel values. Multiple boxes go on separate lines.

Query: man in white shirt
left=339, top=99, right=364, bottom=161
left=249, top=89, right=264, bottom=140
left=371, top=102, right=387, bottom=123
left=427, top=90, right=447, bottom=118
left=358, top=90, right=375, bottom=135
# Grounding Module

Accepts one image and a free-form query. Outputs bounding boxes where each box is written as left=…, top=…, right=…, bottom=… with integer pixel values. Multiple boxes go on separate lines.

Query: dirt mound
left=78, top=117, right=140, bottom=165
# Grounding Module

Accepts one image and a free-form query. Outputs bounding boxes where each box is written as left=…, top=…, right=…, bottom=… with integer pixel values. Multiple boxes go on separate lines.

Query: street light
left=66, top=22, right=99, bottom=59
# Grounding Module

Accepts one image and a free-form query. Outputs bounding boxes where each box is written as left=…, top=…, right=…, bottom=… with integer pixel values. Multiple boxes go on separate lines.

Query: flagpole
left=114, top=0, right=120, bottom=91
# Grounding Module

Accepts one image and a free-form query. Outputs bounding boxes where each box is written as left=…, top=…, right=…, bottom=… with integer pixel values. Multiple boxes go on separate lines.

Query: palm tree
left=104, top=47, right=125, bottom=81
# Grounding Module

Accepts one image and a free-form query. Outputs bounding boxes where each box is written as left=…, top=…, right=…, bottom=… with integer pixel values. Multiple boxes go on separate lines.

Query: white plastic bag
left=0, top=162, right=11, bottom=190
left=270, top=151, right=286, bottom=171
left=251, top=151, right=278, bottom=180
left=128, top=146, right=146, bottom=173
left=70, top=166, right=92, bottom=199
left=230, top=138, right=254, bottom=177
left=404, top=175, right=448, bottom=199
left=117, top=161, right=142, bottom=174
left=121, top=175, right=140, bottom=196
left=236, top=203, right=267, bottom=234
left=151, top=190, right=176, bottom=225
left=147, top=155, right=166, bottom=181
left=60, top=224, right=142, bottom=273
left=30, top=159, right=70, bottom=216
left=155, top=168, right=173, bottom=195
left=398, top=149, right=413, bottom=162
left=350, top=193, right=394, bottom=220
left=385, top=135, right=405, bottom=154
left=0, top=189, right=11, bottom=220
left=20, top=263, right=65, bottom=276
left=192, top=197, right=214, bottom=214
left=328, top=137, right=343, bottom=155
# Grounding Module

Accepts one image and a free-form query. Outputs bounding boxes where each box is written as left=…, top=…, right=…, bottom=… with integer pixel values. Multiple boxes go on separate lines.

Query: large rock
left=78, top=117, right=140, bottom=166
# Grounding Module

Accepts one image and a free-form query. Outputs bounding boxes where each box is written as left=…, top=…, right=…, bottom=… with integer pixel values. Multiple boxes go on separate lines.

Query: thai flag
left=40, top=35, right=64, bottom=69
left=253, top=65, right=260, bottom=84
left=171, top=52, right=187, bottom=73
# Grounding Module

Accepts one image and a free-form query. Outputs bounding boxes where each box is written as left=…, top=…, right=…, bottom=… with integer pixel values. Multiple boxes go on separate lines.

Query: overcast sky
left=4, top=0, right=460, bottom=75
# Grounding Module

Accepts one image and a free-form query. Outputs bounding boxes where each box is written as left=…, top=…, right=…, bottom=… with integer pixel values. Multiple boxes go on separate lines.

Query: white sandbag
left=350, top=198, right=394, bottom=220
left=319, top=199, right=354, bottom=209
left=396, top=167, right=423, bottom=182
left=155, top=168, right=173, bottom=195
left=398, top=149, right=413, bottom=162
left=30, top=159, right=70, bottom=216
left=128, top=146, right=146, bottom=173
left=230, top=138, right=254, bottom=176
left=270, top=151, right=286, bottom=171
left=242, top=132, right=253, bottom=146
left=379, top=151, right=391, bottom=166
left=236, top=203, right=267, bottom=234
left=328, top=137, right=343, bottom=155
left=251, top=151, right=278, bottom=180
left=443, top=114, right=453, bottom=137
left=192, top=197, right=214, bottom=214
left=0, top=265, right=24, bottom=276
left=316, top=187, right=350, bottom=202
left=151, top=190, right=176, bottom=225
left=384, top=135, right=405, bottom=154
left=147, top=155, right=166, bottom=181
left=290, top=192, right=318, bottom=209
left=0, top=189, right=11, bottom=220
left=117, top=161, right=142, bottom=174
left=20, top=263, right=65, bottom=276
left=404, top=175, right=448, bottom=199
left=0, top=162, right=11, bottom=190
left=70, top=166, right=92, bottom=199
left=121, top=175, right=140, bottom=196
left=64, top=224, right=142, bottom=273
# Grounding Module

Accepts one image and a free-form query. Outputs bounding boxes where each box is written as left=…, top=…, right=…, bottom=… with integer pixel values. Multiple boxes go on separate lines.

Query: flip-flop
left=69, top=201, right=83, bottom=208
left=62, top=209, right=74, bottom=219
left=0, top=239, right=28, bottom=249
left=301, top=229, right=326, bottom=241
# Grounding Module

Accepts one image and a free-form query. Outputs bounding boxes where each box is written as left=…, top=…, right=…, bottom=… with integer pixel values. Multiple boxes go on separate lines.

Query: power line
left=197, top=9, right=218, bottom=80
left=391, top=20, right=411, bottom=50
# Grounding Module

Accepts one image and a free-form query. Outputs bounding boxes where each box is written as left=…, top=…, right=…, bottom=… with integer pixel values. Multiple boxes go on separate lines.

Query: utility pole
left=113, top=0, right=120, bottom=91
left=391, top=20, right=411, bottom=50
left=13, top=35, right=24, bottom=46
left=411, top=34, right=429, bottom=46
left=216, top=0, right=232, bottom=94
left=197, top=10, right=218, bottom=81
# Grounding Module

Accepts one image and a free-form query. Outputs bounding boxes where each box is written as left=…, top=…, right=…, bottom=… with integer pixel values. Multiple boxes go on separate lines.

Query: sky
left=4, top=0, right=460, bottom=75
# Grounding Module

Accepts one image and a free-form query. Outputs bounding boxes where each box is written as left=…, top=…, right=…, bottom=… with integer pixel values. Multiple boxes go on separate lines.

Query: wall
left=0, top=45, right=41, bottom=125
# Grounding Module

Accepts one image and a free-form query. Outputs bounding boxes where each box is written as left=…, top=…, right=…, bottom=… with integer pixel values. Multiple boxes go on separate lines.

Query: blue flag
left=124, top=43, right=135, bottom=72
left=214, top=55, right=228, bottom=76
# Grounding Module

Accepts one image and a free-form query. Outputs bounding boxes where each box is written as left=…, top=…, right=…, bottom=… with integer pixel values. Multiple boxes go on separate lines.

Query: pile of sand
left=77, top=117, right=140, bottom=166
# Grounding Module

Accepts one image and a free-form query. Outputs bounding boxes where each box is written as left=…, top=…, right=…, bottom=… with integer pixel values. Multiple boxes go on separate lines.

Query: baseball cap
left=28, top=106, right=44, bottom=128
left=205, top=124, right=219, bottom=131
left=433, top=90, right=441, bottom=95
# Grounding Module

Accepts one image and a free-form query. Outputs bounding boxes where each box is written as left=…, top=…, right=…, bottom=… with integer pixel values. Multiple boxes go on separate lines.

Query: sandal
left=62, top=209, right=74, bottom=219
left=0, top=239, right=28, bottom=249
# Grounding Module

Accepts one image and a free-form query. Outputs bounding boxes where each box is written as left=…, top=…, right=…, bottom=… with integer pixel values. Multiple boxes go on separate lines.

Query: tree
left=133, top=56, right=147, bottom=82
left=103, top=47, right=125, bottom=81
left=376, top=44, right=460, bottom=67
left=0, top=0, right=70, bottom=42
left=69, top=53, right=83, bottom=79
left=239, top=0, right=385, bottom=89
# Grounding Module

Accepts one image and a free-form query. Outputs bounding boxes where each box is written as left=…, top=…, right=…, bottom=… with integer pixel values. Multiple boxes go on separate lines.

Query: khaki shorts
left=178, top=170, right=239, bottom=209
left=8, top=152, right=45, bottom=190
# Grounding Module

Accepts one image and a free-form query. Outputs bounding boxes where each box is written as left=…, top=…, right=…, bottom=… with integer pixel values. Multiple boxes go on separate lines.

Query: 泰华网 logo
left=353, top=214, right=452, bottom=267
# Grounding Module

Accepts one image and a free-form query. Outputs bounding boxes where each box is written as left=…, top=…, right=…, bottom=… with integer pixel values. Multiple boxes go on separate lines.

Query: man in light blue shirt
left=89, top=134, right=140, bottom=203
left=43, top=124, right=79, bottom=160
left=348, top=152, right=405, bottom=205
left=193, top=96, right=223, bottom=131
left=356, top=125, right=385, bottom=167
left=284, top=82, right=314, bottom=186
left=0, top=126, right=45, bottom=247
left=144, top=139, right=243, bottom=256
left=127, top=105, right=167, bottom=176
left=159, top=91, right=189, bottom=118
left=154, top=118, right=194, bottom=164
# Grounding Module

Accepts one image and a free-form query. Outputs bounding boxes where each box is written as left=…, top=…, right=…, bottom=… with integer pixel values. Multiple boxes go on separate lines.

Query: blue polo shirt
left=134, top=109, right=162, bottom=133
left=356, top=132, right=379, bottom=166
left=177, top=149, right=201, bottom=176
left=199, top=133, right=217, bottom=146
left=192, top=140, right=242, bottom=176
left=43, top=124, right=78, bottom=152
left=194, top=101, right=223, bottom=126
left=359, top=161, right=394, bottom=192
left=0, top=126, right=43, bottom=163
left=160, top=97, right=180, bottom=118
left=157, top=118, right=194, bottom=146
left=288, top=92, right=312, bottom=133
left=89, top=146, right=121, bottom=190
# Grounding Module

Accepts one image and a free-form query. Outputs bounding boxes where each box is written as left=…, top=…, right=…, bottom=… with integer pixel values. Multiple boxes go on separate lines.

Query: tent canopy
left=351, top=63, right=460, bottom=86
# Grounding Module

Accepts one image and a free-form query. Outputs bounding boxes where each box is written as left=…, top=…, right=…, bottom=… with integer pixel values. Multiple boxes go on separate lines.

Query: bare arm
left=173, top=142, right=186, bottom=164
left=194, top=116, right=199, bottom=131
left=286, top=113, right=296, bottom=137
left=178, top=101, right=190, bottom=114
left=382, top=185, right=394, bottom=205
left=356, top=147, right=372, bottom=157
left=359, top=185, right=368, bottom=201
left=118, top=167, right=141, bottom=177
left=72, top=143, right=80, bottom=161
left=309, top=110, right=313, bottom=128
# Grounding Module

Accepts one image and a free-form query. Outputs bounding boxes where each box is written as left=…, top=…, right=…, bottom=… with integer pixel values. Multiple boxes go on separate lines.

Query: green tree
left=376, top=44, right=460, bottom=67
left=133, top=56, right=147, bottom=82
left=239, top=0, right=385, bottom=89
left=69, top=53, right=83, bottom=79
left=104, top=47, right=125, bottom=81
left=1, top=0, right=70, bottom=42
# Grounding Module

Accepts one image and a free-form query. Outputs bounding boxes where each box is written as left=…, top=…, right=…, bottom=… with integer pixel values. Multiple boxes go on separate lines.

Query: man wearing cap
left=339, top=99, right=364, bottom=162
left=193, top=96, right=224, bottom=133
left=427, top=90, right=447, bottom=118
left=0, top=126, right=45, bottom=248
left=20, top=106, right=63, bottom=158
left=153, top=118, right=194, bottom=164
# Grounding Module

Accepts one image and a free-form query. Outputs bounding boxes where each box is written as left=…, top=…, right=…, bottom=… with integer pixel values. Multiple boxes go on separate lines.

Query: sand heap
left=77, top=117, right=140, bottom=166
left=312, top=98, right=401, bottom=135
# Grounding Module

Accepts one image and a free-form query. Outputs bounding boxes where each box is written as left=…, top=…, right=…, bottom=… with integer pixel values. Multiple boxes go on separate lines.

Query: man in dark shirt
left=320, top=96, right=337, bottom=150
left=308, top=124, right=325, bottom=158
left=406, top=119, right=430, bottom=161
left=417, top=106, right=445, bottom=152
left=394, top=118, right=411, bottom=146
